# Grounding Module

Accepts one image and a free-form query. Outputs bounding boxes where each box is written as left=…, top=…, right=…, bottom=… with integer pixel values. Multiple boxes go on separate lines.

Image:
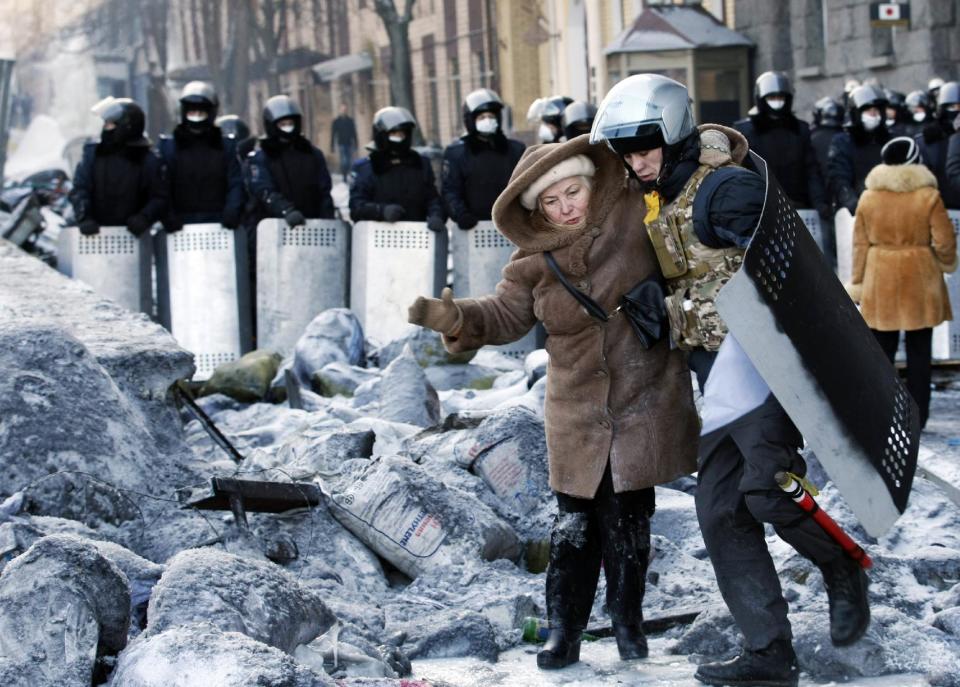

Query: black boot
left=820, top=556, right=870, bottom=646
left=613, top=622, right=648, bottom=660
left=694, top=638, right=799, bottom=687
left=536, top=628, right=581, bottom=670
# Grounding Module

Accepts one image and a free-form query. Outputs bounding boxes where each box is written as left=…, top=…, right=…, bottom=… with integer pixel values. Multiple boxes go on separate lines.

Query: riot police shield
left=57, top=225, right=152, bottom=314
left=834, top=207, right=854, bottom=283
left=450, top=220, right=537, bottom=360
left=716, top=153, right=920, bottom=537
left=795, top=209, right=824, bottom=254
left=256, top=218, right=350, bottom=356
left=155, top=223, right=252, bottom=380
left=350, top=221, right=447, bottom=346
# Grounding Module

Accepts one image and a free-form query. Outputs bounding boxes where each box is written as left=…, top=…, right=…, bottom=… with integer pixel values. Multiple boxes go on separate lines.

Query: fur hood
left=865, top=163, right=938, bottom=193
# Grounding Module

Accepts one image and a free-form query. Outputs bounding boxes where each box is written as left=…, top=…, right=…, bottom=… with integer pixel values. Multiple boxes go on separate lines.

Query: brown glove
left=407, top=287, right=463, bottom=336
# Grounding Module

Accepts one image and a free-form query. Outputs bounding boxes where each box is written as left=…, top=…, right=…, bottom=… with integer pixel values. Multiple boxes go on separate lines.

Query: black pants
left=872, top=328, right=933, bottom=428
left=545, top=463, right=654, bottom=631
left=695, top=395, right=844, bottom=650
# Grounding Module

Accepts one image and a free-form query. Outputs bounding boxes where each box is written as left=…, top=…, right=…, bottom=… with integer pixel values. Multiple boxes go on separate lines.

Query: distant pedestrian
left=331, top=102, right=358, bottom=179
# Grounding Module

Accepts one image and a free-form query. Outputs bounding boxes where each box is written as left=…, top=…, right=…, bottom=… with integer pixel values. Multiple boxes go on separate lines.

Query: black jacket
left=917, top=123, right=960, bottom=210
left=826, top=126, right=890, bottom=213
left=734, top=113, right=826, bottom=210
left=349, top=147, right=444, bottom=223
left=945, top=132, right=960, bottom=209
left=247, top=135, right=335, bottom=219
left=331, top=115, right=358, bottom=150
left=69, top=141, right=167, bottom=226
left=441, top=133, right=525, bottom=222
left=810, top=125, right=841, bottom=204
left=158, top=125, right=245, bottom=226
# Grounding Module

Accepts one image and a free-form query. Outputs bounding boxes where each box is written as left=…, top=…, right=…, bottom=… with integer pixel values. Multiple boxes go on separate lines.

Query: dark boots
left=820, top=556, right=871, bottom=646
left=536, top=628, right=582, bottom=669
left=613, top=622, right=648, bottom=660
left=694, top=638, right=799, bottom=687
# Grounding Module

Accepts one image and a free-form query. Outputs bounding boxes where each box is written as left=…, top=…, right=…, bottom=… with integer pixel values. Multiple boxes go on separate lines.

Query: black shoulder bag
left=543, top=251, right=668, bottom=350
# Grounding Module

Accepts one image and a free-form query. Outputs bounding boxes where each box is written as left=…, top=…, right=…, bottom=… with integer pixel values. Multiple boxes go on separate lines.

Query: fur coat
left=442, top=135, right=699, bottom=499
left=850, top=163, right=957, bottom=331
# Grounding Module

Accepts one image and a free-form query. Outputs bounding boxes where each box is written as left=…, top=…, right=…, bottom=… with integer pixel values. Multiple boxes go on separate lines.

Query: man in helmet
left=69, top=98, right=166, bottom=238
left=348, top=106, right=445, bottom=232
left=158, top=82, right=244, bottom=233
left=441, top=88, right=525, bottom=230
left=592, top=73, right=870, bottom=687
left=561, top=101, right=597, bottom=141
left=330, top=102, right=359, bottom=179
left=735, top=72, right=829, bottom=218
left=928, top=77, right=945, bottom=103
left=527, top=95, right=574, bottom=144
left=216, top=114, right=256, bottom=158
left=810, top=97, right=845, bottom=179
left=827, top=84, right=891, bottom=214
left=903, top=90, right=935, bottom=138
left=917, top=81, right=960, bottom=209
left=883, top=89, right=910, bottom=135
left=247, top=95, right=335, bottom=227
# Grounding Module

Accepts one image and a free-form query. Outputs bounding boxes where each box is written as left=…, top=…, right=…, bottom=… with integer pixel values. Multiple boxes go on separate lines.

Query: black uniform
left=827, top=126, right=890, bottom=213
left=917, top=122, right=960, bottom=209
left=247, top=136, right=336, bottom=220
left=441, top=133, right=524, bottom=227
left=349, top=146, right=444, bottom=225
left=946, top=132, right=960, bottom=204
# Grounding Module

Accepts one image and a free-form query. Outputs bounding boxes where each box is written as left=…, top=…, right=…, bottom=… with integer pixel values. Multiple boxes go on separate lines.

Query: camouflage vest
left=645, top=163, right=745, bottom=351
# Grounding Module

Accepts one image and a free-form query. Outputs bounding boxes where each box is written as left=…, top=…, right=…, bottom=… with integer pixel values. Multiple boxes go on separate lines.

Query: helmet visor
left=464, top=89, right=502, bottom=113
left=375, top=107, right=416, bottom=131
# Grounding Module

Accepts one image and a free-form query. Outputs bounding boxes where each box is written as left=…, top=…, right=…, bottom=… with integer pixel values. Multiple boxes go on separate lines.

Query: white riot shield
left=57, top=225, right=152, bottom=314
left=795, top=209, right=824, bottom=253
left=256, top=218, right=350, bottom=356
left=156, top=223, right=252, bottom=380
left=935, top=210, right=960, bottom=361
left=450, top=221, right=537, bottom=360
left=834, top=208, right=854, bottom=284
left=350, top=221, right=447, bottom=346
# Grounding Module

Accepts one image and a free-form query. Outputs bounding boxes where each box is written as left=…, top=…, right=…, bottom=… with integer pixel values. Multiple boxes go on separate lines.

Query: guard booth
left=350, top=221, right=447, bottom=346
left=57, top=226, right=152, bottom=314
left=256, top=218, right=351, bottom=356
left=156, top=223, right=252, bottom=380
left=450, top=221, right=537, bottom=359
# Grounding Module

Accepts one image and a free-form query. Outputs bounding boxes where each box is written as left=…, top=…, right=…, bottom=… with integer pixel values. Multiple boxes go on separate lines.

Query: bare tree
left=251, top=0, right=288, bottom=96
left=373, top=0, right=417, bottom=118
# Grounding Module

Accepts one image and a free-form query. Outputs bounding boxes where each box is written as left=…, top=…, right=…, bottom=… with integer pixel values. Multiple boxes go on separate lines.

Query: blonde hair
left=536, top=175, right=592, bottom=217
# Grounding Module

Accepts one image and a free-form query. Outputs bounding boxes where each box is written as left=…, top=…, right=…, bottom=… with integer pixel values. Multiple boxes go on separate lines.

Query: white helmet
left=590, top=74, right=696, bottom=155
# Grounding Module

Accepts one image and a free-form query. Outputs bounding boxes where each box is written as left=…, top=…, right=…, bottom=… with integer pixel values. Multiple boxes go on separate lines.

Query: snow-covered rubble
left=3, top=243, right=960, bottom=687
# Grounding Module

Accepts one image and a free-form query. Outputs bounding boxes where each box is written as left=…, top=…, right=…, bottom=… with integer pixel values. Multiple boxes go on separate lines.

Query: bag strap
left=543, top=251, right=609, bottom=322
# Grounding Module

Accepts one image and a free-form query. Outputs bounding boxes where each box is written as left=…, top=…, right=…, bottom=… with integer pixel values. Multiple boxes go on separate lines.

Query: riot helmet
left=179, top=81, right=219, bottom=130
left=905, top=90, right=933, bottom=123
left=928, top=77, right=945, bottom=101
left=847, top=84, right=888, bottom=132
left=562, top=100, right=597, bottom=140
left=372, top=106, right=417, bottom=154
left=813, top=96, right=844, bottom=128
left=527, top=95, right=573, bottom=143
left=884, top=89, right=907, bottom=127
left=263, top=95, right=303, bottom=141
left=215, top=115, right=251, bottom=142
left=462, top=88, right=504, bottom=136
left=754, top=71, right=793, bottom=117
left=936, top=81, right=960, bottom=125
left=92, top=97, right=146, bottom=146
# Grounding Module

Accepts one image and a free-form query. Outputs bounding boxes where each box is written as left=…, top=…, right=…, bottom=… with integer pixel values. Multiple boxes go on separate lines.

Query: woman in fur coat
left=407, top=135, right=699, bottom=670
left=847, top=136, right=957, bottom=427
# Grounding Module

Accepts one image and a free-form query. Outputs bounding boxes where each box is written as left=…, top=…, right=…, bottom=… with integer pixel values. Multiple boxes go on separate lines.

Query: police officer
left=734, top=72, right=829, bottom=218
left=70, top=98, right=166, bottom=237
left=527, top=95, right=574, bottom=144
left=592, top=74, right=870, bottom=687
left=158, top=82, right=244, bottom=232
left=827, top=84, right=891, bottom=214
left=903, top=90, right=935, bottom=138
left=917, top=81, right=960, bottom=209
left=248, top=95, right=336, bottom=227
left=810, top=97, right=844, bottom=181
left=349, top=106, right=445, bottom=231
left=883, top=89, right=910, bottom=135
left=561, top=100, right=597, bottom=140
left=441, top=88, right=525, bottom=230
left=216, top=114, right=257, bottom=159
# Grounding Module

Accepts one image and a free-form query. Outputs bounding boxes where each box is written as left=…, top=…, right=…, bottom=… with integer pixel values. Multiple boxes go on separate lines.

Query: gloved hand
left=427, top=214, right=447, bottom=233
left=456, top=212, right=479, bottom=230
left=408, top=287, right=462, bottom=335
left=164, top=216, right=184, bottom=234
left=382, top=204, right=406, bottom=223
left=221, top=207, right=241, bottom=229
left=837, top=187, right=858, bottom=215
left=126, top=214, right=152, bottom=237
left=284, top=208, right=306, bottom=227
left=816, top=203, right=833, bottom=221
left=78, top=219, right=100, bottom=236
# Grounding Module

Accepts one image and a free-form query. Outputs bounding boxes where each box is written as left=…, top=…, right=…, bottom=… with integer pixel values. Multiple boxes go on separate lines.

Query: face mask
left=766, top=98, right=786, bottom=111
left=278, top=123, right=296, bottom=135
left=537, top=123, right=555, bottom=143
left=913, top=111, right=927, bottom=123
left=861, top=113, right=882, bottom=131
left=885, top=118, right=896, bottom=128
left=388, top=133, right=406, bottom=144
left=186, top=113, right=208, bottom=123
left=475, top=118, right=499, bottom=135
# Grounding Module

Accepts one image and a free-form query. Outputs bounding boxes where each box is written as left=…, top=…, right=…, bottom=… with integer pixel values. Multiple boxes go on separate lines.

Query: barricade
left=256, top=218, right=350, bottom=356
left=350, top=221, right=447, bottom=346
left=155, top=223, right=252, bottom=380
left=57, top=225, right=152, bottom=314
left=450, top=221, right=538, bottom=359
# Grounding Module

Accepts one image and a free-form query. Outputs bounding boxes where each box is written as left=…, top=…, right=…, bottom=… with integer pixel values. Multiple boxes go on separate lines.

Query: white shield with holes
left=834, top=207, right=854, bottom=284
left=57, top=226, right=152, bottom=314
left=256, top=219, right=350, bottom=356
left=450, top=221, right=538, bottom=360
left=350, top=221, right=447, bottom=346
left=795, top=209, right=823, bottom=253
left=158, top=223, right=250, bottom=380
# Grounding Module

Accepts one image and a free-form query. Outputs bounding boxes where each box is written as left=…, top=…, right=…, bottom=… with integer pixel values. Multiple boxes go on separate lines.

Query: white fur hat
left=519, top=154, right=596, bottom=210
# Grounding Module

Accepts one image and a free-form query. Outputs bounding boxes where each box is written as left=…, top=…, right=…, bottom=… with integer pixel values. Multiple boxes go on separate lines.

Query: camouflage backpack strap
left=643, top=164, right=714, bottom=279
